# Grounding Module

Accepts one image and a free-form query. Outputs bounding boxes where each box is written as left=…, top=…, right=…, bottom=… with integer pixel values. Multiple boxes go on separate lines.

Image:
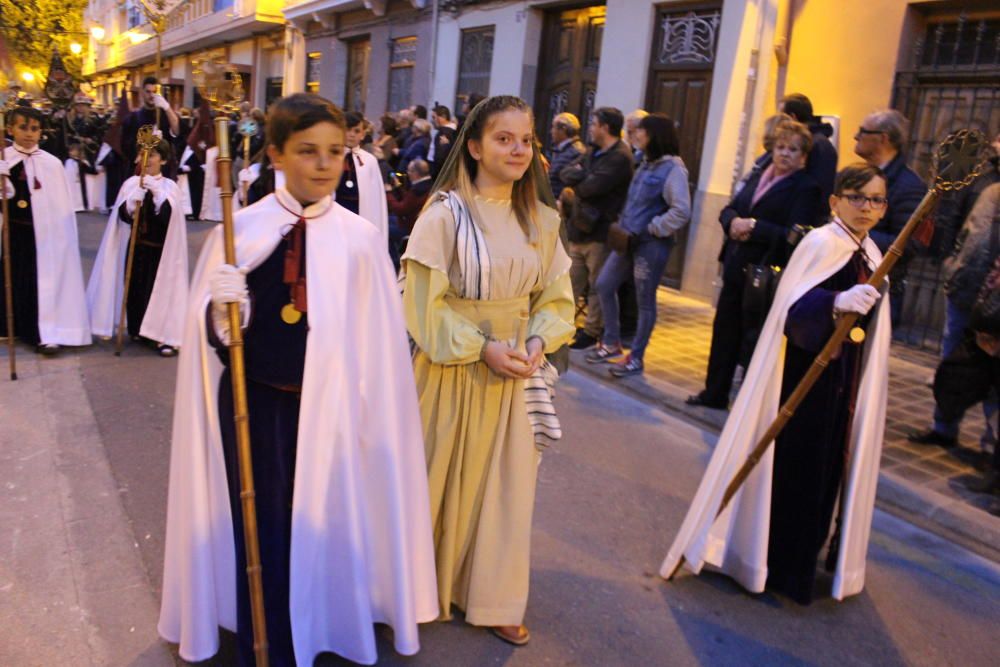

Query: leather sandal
left=490, top=624, right=530, bottom=646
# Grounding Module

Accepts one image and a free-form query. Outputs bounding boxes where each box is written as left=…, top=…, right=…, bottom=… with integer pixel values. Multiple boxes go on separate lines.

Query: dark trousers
left=934, top=336, right=1000, bottom=473
left=0, top=221, right=41, bottom=345
left=125, top=243, right=164, bottom=338
left=219, top=371, right=300, bottom=667
left=702, top=275, right=747, bottom=404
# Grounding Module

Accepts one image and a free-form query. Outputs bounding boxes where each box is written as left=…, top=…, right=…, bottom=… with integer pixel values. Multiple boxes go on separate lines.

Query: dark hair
left=639, top=113, right=680, bottom=160
left=380, top=113, right=398, bottom=137
left=833, top=163, right=886, bottom=196
left=9, top=106, right=44, bottom=126
left=344, top=111, right=364, bottom=129
left=152, top=138, right=172, bottom=162
left=592, top=107, right=624, bottom=138
left=780, top=93, right=814, bottom=123
left=413, top=104, right=427, bottom=120
left=266, top=93, right=345, bottom=151
left=142, top=76, right=158, bottom=88
left=433, top=105, right=451, bottom=121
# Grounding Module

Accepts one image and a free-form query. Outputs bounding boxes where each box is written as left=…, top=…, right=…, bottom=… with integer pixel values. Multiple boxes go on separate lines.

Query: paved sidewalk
left=571, top=287, right=1000, bottom=562
left=0, top=353, right=173, bottom=666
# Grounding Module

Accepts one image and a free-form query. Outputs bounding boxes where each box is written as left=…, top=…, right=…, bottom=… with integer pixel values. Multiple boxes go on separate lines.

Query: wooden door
left=345, top=38, right=371, bottom=114
left=645, top=3, right=722, bottom=287
left=534, top=4, right=606, bottom=151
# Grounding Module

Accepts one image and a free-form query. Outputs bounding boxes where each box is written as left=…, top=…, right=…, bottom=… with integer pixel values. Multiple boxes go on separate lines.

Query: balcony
left=87, top=0, right=286, bottom=74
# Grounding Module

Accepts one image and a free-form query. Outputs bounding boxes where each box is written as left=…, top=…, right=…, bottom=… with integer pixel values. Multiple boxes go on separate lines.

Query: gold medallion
left=280, top=302, right=302, bottom=325
left=16, top=199, right=27, bottom=209
left=849, top=327, right=866, bottom=344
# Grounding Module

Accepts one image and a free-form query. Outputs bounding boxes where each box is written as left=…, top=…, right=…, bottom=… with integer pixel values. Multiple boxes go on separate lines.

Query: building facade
left=82, top=0, right=288, bottom=111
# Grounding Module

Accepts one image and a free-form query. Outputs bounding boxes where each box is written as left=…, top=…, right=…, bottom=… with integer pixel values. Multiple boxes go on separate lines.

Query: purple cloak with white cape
left=157, top=189, right=438, bottom=665
left=660, top=222, right=890, bottom=600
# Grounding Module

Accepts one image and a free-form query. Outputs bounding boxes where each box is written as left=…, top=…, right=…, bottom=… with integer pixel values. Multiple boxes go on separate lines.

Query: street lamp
left=70, top=42, right=83, bottom=55
left=90, top=26, right=106, bottom=41
left=21, top=72, right=35, bottom=83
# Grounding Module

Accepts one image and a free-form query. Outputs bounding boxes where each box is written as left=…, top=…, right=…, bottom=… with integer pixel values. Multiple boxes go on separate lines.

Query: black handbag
left=741, top=223, right=812, bottom=327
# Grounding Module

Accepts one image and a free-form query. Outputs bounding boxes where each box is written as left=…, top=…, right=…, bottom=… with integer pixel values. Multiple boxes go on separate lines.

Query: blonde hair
left=773, top=119, right=813, bottom=153
left=427, top=95, right=554, bottom=244
left=761, top=112, right=792, bottom=151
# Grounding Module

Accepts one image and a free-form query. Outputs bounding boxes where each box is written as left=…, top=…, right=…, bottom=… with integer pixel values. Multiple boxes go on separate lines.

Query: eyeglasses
left=856, top=127, right=886, bottom=136
left=842, top=193, right=889, bottom=209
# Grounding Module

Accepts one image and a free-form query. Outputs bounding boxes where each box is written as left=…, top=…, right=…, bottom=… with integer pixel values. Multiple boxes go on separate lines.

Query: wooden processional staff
left=1, top=94, right=17, bottom=380
left=666, top=129, right=990, bottom=581
left=195, top=59, right=270, bottom=666
left=115, top=124, right=160, bottom=355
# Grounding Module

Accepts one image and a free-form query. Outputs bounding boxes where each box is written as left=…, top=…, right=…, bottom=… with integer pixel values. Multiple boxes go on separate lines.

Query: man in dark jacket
left=779, top=93, right=837, bottom=223
left=387, top=158, right=433, bottom=271
left=559, top=107, right=635, bottom=349
left=429, top=104, right=457, bottom=177
left=546, top=112, right=586, bottom=201
left=854, top=109, right=928, bottom=325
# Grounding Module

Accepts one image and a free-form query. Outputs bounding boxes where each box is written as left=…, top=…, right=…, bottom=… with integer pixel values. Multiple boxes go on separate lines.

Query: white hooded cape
left=349, top=146, right=389, bottom=243
left=2, top=146, right=91, bottom=346
left=85, top=175, right=189, bottom=347
left=660, top=222, right=890, bottom=601
left=157, top=189, right=438, bottom=665
left=64, top=159, right=85, bottom=212
left=199, top=146, right=223, bottom=222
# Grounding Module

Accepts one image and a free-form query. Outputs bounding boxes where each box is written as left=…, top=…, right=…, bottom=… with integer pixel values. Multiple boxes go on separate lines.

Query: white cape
left=87, top=169, right=106, bottom=212
left=199, top=146, right=222, bottom=222
left=85, top=175, right=189, bottom=347
left=660, top=222, right=890, bottom=601
left=158, top=189, right=438, bottom=665
left=350, top=147, right=389, bottom=243
left=2, top=146, right=91, bottom=346
left=64, top=159, right=85, bottom=212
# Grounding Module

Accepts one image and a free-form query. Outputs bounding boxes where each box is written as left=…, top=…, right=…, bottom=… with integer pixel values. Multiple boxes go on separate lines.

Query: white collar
left=13, top=143, right=39, bottom=155
left=275, top=187, right=332, bottom=218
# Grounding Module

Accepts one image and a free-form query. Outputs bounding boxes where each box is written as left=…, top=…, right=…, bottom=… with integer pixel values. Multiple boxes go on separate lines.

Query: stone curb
left=568, top=350, right=1000, bottom=564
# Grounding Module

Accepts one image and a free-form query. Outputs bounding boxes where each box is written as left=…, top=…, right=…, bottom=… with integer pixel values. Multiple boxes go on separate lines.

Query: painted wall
left=780, top=0, right=912, bottom=164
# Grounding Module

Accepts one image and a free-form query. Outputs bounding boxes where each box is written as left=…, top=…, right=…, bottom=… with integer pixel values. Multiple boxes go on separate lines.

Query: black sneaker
left=570, top=331, right=599, bottom=350
left=585, top=343, right=624, bottom=364
left=685, top=392, right=728, bottom=410
left=609, top=355, right=643, bottom=377
left=37, top=343, right=60, bottom=356
left=907, top=428, right=957, bottom=449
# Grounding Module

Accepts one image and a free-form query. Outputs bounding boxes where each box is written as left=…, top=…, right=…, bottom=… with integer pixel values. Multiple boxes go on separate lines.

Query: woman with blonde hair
left=401, top=95, right=575, bottom=646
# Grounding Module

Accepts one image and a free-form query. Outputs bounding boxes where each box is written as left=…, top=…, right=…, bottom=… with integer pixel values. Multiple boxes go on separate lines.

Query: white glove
left=180, top=164, right=191, bottom=173
left=152, top=93, right=170, bottom=111
left=127, top=184, right=148, bottom=205
left=238, top=168, right=254, bottom=184
left=833, top=284, right=880, bottom=316
left=209, top=264, right=250, bottom=344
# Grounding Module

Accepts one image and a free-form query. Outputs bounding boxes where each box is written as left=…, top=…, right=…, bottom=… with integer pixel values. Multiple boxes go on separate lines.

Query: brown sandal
left=490, top=624, right=530, bottom=646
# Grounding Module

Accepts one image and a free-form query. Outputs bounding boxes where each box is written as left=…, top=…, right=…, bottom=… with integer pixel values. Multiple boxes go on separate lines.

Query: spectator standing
left=853, top=109, right=927, bottom=326
left=779, top=93, right=838, bottom=222
left=687, top=120, right=821, bottom=409
left=387, top=158, right=433, bottom=268
left=559, top=107, right=635, bottom=350
left=373, top=113, right=400, bottom=177
left=123, top=76, right=180, bottom=173
left=399, top=118, right=432, bottom=173
left=909, top=183, right=1000, bottom=451
left=546, top=112, right=586, bottom=202
left=624, top=109, right=649, bottom=165
left=429, top=104, right=458, bottom=177
left=587, top=114, right=692, bottom=376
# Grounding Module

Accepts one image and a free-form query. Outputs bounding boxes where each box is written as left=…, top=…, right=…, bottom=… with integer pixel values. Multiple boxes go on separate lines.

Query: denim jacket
left=619, top=155, right=691, bottom=239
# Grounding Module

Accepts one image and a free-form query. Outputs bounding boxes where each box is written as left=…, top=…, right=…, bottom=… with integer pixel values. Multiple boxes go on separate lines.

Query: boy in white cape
left=158, top=93, right=437, bottom=666
left=0, top=105, right=90, bottom=355
left=662, top=164, right=892, bottom=604
left=86, top=138, right=188, bottom=355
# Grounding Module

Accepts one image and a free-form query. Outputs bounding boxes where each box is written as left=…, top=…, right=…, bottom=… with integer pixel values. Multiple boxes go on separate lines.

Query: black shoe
left=570, top=332, right=599, bottom=350
left=157, top=344, right=178, bottom=358
left=963, top=471, right=1000, bottom=496
left=685, top=392, right=727, bottom=410
left=36, top=343, right=60, bottom=356
left=907, top=428, right=957, bottom=449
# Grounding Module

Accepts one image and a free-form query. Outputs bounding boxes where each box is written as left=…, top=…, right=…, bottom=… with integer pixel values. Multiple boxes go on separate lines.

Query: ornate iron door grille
left=891, top=13, right=999, bottom=350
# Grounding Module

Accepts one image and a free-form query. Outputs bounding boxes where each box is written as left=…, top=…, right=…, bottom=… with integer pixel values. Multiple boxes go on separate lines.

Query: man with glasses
left=853, top=109, right=927, bottom=326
